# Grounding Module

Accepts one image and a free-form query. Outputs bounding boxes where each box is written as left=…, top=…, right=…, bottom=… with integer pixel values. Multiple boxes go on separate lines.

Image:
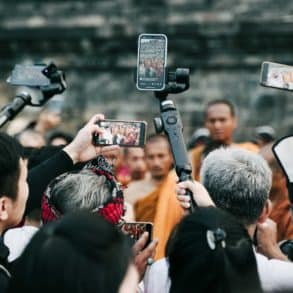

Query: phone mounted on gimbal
left=135, top=33, right=196, bottom=212
left=0, top=63, right=66, bottom=128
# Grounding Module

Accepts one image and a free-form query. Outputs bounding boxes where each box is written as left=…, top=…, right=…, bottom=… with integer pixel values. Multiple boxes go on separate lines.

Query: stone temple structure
left=0, top=0, right=292, bottom=141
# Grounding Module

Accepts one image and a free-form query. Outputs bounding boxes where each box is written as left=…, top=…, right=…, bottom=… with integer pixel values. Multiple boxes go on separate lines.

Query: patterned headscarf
left=41, top=156, right=125, bottom=225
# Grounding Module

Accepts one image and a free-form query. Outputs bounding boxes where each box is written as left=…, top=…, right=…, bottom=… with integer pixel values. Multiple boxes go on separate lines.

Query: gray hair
left=50, top=170, right=112, bottom=214
left=200, top=147, right=272, bottom=226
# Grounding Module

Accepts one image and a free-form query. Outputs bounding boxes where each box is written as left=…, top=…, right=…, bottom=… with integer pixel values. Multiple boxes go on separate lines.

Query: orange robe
left=134, top=171, right=184, bottom=260
left=191, top=142, right=259, bottom=180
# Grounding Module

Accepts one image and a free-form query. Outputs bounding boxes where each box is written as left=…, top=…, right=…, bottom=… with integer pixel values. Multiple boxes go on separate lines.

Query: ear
left=0, top=196, right=11, bottom=221
left=257, top=199, right=272, bottom=224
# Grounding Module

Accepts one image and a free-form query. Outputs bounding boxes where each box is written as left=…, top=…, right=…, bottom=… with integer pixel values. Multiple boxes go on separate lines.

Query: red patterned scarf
left=41, top=156, right=125, bottom=225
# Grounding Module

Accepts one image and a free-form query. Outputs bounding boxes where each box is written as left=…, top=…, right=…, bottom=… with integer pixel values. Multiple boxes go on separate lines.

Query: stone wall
left=0, top=0, right=292, bottom=141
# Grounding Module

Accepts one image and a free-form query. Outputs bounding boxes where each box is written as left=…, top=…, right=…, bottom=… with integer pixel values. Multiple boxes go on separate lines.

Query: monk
left=191, top=99, right=259, bottom=180
left=124, top=135, right=183, bottom=260
left=124, top=147, right=148, bottom=183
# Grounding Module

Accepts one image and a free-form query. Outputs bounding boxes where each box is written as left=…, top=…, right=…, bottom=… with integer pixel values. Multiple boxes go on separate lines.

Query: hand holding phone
left=122, top=222, right=153, bottom=248
left=93, top=119, right=147, bottom=147
left=136, top=34, right=167, bottom=91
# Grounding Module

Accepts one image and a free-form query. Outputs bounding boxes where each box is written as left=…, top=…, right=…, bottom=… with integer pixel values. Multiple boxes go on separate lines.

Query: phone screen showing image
left=94, top=120, right=147, bottom=147
left=260, top=62, right=293, bottom=91
left=122, top=222, right=153, bottom=248
left=136, top=34, right=167, bottom=91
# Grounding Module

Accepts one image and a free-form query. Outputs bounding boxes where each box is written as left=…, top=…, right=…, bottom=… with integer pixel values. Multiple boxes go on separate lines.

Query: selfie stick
left=0, top=63, right=66, bottom=129
left=153, top=68, right=197, bottom=213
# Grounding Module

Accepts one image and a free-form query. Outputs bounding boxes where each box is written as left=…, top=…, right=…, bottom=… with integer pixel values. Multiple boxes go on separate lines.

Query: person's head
left=255, top=126, right=275, bottom=147
left=47, top=131, right=73, bottom=146
left=42, top=156, right=124, bottom=225
left=200, top=148, right=272, bottom=229
left=204, top=99, right=237, bottom=145
left=9, top=211, right=138, bottom=293
left=35, top=109, right=61, bottom=133
left=0, top=133, right=28, bottom=232
left=124, top=147, right=147, bottom=181
left=144, top=134, right=173, bottom=181
left=168, top=207, right=262, bottom=293
left=16, top=129, right=46, bottom=148
left=187, top=127, right=210, bottom=150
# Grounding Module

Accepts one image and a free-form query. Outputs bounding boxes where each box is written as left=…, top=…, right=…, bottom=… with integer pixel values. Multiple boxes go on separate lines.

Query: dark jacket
left=0, top=237, right=11, bottom=292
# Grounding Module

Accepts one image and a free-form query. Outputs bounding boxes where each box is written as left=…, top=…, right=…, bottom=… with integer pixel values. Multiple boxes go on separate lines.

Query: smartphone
left=93, top=119, right=147, bottom=147
left=260, top=61, right=293, bottom=91
left=7, top=64, right=51, bottom=87
left=136, top=33, right=167, bottom=91
left=122, top=222, right=153, bottom=248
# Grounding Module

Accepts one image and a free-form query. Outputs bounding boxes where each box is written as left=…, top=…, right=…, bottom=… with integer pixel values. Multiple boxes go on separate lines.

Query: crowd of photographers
left=0, top=97, right=292, bottom=293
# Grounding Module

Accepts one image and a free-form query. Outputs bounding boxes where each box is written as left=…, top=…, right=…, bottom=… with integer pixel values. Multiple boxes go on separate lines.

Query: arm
left=26, top=114, right=119, bottom=215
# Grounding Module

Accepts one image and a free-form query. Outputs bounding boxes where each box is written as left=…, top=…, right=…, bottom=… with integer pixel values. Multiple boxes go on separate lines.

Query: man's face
left=125, top=148, right=147, bottom=181
left=7, top=159, right=29, bottom=228
left=145, top=140, right=173, bottom=180
left=205, top=103, right=236, bottom=144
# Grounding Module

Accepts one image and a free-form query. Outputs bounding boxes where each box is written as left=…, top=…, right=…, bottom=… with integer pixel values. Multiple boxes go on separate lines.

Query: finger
left=177, top=180, right=195, bottom=191
left=132, top=232, right=149, bottom=254
left=87, top=124, right=103, bottom=136
left=99, top=145, right=120, bottom=155
left=139, top=239, right=158, bottom=261
left=87, top=114, right=105, bottom=127
left=177, top=195, right=191, bottom=203
left=176, top=187, right=188, bottom=196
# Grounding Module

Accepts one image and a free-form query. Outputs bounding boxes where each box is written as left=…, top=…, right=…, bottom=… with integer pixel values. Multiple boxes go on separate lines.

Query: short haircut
left=145, top=134, right=170, bottom=151
left=8, top=211, right=133, bottom=293
left=49, top=170, right=113, bottom=214
left=0, top=133, right=23, bottom=200
left=200, top=148, right=272, bottom=226
left=168, top=207, right=262, bottom=293
left=204, top=99, right=236, bottom=119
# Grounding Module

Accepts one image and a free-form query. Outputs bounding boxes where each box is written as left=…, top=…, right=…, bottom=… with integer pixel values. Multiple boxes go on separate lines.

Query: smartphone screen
left=7, top=65, right=51, bottom=87
left=136, top=33, right=167, bottom=91
left=260, top=62, right=293, bottom=91
left=93, top=120, right=147, bottom=147
left=122, top=222, right=153, bottom=248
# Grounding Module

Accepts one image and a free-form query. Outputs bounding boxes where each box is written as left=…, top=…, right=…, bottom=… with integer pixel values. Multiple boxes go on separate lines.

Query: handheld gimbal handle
left=154, top=99, right=196, bottom=213
left=0, top=93, right=32, bottom=128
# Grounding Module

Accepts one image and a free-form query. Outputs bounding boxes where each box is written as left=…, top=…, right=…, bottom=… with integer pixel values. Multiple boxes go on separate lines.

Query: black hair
left=168, top=207, right=262, bottom=293
left=204, top=99, right=236, bottom=119
left=47, top=131, right=73, bottom=145
left=0, top=132, right=23, bottom=200
left=9, top=211, right=133, bottom=293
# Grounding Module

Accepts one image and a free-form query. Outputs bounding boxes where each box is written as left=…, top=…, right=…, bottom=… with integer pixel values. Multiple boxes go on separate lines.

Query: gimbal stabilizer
left=0, top=63, right=66, bottom=128
left=153, top=68, right=197, bottom=212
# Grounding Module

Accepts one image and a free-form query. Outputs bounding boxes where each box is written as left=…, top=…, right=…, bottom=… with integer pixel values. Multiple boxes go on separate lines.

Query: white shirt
left=144, top=253, right=293, bottom=293
left=4, top=226, right=38, bottom=262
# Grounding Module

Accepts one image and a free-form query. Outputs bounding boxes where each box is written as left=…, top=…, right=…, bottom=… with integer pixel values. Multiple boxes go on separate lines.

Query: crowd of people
left=0, top=97, right=292, bottom=292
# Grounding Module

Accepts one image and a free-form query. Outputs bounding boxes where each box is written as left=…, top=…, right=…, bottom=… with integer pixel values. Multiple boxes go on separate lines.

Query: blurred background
left=0, top=0, right=292, bottom=141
